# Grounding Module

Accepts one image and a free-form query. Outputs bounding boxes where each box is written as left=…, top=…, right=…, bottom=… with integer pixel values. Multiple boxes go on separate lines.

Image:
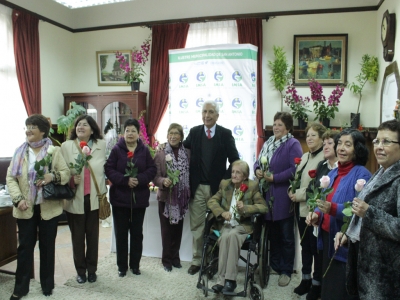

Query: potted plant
left=56, top=101, right=86, bottom=139
left=285, top=84, right=311, bottom=129
left=349, top=54, right=379, bottom=128
left=116, top=35, right=151, bottom=91
left=268, top=46, right=293, bottom=110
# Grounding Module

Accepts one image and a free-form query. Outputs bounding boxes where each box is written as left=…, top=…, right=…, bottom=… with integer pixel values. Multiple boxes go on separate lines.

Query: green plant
left=56, top=102, right=86, bottom=138
left=349, top=54, right=379, bottom=115
left=268, top=46, right=293, bottom=105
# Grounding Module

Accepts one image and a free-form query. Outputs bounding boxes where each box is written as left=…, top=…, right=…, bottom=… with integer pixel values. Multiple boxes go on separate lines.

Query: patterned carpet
left=0, top=254, right=305, bottom=300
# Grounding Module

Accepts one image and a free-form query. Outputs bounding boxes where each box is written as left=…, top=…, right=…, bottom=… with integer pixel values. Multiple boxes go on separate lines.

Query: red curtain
left=148, top=23, right=189, bottom=144
left=12, top=10, right=41, bottom=115
left=236, top=18, right=264, bottom=156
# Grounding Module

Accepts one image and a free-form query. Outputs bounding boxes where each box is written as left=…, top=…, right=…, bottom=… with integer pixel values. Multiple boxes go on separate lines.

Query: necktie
left=207, top=129, right=211, bottom=139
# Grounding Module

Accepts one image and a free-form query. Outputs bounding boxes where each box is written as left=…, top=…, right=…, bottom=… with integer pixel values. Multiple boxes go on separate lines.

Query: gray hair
left=202, top=100, right=219, bottom=114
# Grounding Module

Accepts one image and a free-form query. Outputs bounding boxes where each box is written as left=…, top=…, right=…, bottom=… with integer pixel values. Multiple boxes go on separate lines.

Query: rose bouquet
left=69, top=141, right=92, bottom=175
left=34, top=145, right=55, bottom=182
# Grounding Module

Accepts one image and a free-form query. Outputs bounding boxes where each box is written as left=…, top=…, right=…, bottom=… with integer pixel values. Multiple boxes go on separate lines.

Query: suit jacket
left=207, top=179, right=268, bottom=233
left=183, top=124, right=239, bottom=197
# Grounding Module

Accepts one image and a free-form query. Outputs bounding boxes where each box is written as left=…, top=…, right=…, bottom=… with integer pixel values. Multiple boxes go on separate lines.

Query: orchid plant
left=285, top=84, right=311, bottom=121
left=138, top=110, right=158, bottom=158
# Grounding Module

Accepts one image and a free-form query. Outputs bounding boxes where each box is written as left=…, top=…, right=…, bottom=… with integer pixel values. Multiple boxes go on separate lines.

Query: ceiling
left=2, top=0, right=382, bottom=32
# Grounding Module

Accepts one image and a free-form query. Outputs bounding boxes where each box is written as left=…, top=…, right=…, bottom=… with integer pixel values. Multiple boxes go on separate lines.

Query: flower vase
left=298, top=118, right=307, bottom=130
left=350, top=113, right=360, bottom=129
left=131, top=82, right=140, bottom=91
left=321, top=118, right=330, bottom=128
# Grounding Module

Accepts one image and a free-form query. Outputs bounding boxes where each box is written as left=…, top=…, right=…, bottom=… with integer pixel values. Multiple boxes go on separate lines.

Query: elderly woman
left=288, top=123, right=326, bottom=298
left=208, top=160, right=267, bottom=295
left=254, top=112, right=302, bottom=287
left=334, top=119, right=400, bottom=300
left=61, top=115, right=107, bottom=284
left=7, top=114, right=70, bottom=299
left=105, top=118, right=156, bottom=277
left=307, top=128, right=371, bottom=300
left=153, top=123, right=190, bottom=272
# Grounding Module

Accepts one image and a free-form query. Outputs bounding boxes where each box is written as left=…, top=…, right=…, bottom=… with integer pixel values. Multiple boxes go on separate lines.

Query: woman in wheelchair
left=207, top=160, right=268, bottom=294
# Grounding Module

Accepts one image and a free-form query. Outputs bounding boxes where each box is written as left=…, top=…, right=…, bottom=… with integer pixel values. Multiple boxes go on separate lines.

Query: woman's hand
left=334, top=232, right=347, bottom=250
left=255, top=169, right=263, bottom=179
left=163, top=178, right=172, bottom=188
left=128, top=177, right=139, bottom=188
left=73, top=175, right=81, bottom=185
left=17, top=200, right=29, bottom=211
left=306, top=212, right=319, bottom=226
left=264, top=172, right=273, bottom=182
left=352, top=198, right=369, bottom=218
left=36, top=173, right=54, bottom=187
left=221, top=211, right=232, bottom=221
left=316, top=199, right=331, bottom=214
left=288, top=191, right=296, bottom=202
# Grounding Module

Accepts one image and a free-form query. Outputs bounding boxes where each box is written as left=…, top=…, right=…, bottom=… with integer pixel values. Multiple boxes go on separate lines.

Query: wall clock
left=381, top=10, right=396, bottom=62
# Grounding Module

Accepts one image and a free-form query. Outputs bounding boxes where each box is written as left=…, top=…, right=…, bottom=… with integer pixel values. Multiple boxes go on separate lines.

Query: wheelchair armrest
left=203, top=209, right=216, bottom=238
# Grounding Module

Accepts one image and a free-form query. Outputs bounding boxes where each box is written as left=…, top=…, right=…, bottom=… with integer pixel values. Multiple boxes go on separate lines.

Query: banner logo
left=214, top=71, right=223, bottom=82
left=238, top=151, right=243, bottom=160
left=251, top=72, right=256, bottom=83
left=179, top=99, right=188, bottom=109
left=183, top=125, right=189, bottom=137
left=232, top=71, right=242, bottom=82
left=233, top=125, right=243, bottom=136
left=196, top=98, right=205, bottom=108
left=196, top=72, right=206, bottom=82
left=179, top=73, right=188, bottom=83
left=232, top=98, right=242, bottom=109
left=215, top=98, right=223, bottom=108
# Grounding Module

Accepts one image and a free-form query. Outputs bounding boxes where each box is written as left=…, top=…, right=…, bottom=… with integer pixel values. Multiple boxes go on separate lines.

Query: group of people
left=6, top=104, right=400, bottom=300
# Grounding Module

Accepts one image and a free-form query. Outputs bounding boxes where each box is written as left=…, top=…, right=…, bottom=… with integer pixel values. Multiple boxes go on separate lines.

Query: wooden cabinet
left=0, top=207, right=17, bottom=273
left=63, top=91, right=147, bottom=133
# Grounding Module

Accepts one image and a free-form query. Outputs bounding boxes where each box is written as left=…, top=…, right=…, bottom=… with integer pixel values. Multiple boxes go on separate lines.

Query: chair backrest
left=0, top=157, right=12, bottom=185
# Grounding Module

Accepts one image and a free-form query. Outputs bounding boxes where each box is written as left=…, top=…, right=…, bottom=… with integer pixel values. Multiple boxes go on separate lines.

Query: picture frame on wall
left=293, top=34, right=348, bottom=86
left=96, top=50, right=131, bottom=86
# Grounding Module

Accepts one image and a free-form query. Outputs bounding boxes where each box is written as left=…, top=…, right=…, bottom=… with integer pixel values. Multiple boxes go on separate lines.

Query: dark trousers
left=268, top=216, right=295, bottom=277
left=66, top=195, right=99, bottom=276
left=14, top=205, right=59, bottom=296
left=297, top=216, right=322, bottom=282
left=321, top=230, right=358, bottom=300
left=158, top=201, right=183, bottom=268
left=112, top=205, right=146, bottom=271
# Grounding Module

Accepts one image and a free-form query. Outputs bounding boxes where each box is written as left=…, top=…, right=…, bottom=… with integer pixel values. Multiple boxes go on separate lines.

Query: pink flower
left=320, top=176, right=330, bottom=189
left=354, top=179, right=366, bottom=192
left=82, top=146, right=91, bottom=155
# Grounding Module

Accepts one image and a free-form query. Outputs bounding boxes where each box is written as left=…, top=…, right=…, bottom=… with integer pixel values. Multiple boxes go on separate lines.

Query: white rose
left=260, top=156, right=267, bottom=164
left=47, top=145, right=55, bottom=155
left=165, top=154, right=173, bottom=162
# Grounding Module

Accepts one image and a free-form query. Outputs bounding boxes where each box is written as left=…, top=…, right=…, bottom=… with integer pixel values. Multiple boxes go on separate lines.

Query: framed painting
left=96, top=50, right=131, bottom=86
left=293, top=34, right=348, bottom=86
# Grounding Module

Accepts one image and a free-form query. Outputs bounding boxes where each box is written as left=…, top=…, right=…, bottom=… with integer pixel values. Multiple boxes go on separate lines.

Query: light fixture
left=52, top=0, right=134, bottom=9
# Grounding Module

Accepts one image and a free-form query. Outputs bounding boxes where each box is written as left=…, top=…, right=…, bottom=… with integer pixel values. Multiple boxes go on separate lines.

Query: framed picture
left=293, top=34, right=348, bottom=86
left=96, top=50, right=131, bottom=86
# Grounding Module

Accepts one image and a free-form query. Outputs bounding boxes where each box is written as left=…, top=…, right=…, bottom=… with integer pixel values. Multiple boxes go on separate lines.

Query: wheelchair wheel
left=201, top=276, right=208, bottom=297
left=206, top=245, right=218, bottom=280
left=249, top=283, right=264, bottom=300
left=258, top=224, right=270, bottom=288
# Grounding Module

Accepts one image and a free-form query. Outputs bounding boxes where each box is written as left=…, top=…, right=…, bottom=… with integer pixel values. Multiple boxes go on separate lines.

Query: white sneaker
left=278, top=274, right=291, bottom=286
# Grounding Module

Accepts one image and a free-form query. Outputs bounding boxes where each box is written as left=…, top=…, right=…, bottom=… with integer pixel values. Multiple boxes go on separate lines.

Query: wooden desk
left=0, top=206, right=17, bottom=274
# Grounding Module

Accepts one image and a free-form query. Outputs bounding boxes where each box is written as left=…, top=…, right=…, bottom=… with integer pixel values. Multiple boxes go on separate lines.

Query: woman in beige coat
left=61, top=115, right=106, bottom=284
left=7, top=114, right=70, bottom=299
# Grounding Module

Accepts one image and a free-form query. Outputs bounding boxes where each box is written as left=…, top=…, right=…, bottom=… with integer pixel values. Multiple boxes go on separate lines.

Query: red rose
left=308, top=169, right=317, bottom=178
left=239, top=183, right=248, bottom=193
left=127, top=151, right=134, bottom=159
left=79, top=141, right=87, bottom=149
left=294, top=157, right=302, bottom=165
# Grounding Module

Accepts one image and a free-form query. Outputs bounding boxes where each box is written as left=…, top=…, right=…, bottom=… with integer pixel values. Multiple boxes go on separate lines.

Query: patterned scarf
left=258, top=132, right=293, bottom=166
left=11, top=138, right=52, bottom=205
left=163, top=142, right=190, bottom=224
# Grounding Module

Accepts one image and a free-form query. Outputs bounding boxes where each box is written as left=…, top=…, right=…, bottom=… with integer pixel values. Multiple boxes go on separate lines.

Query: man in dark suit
left=183, top=101, right=239, bottom=275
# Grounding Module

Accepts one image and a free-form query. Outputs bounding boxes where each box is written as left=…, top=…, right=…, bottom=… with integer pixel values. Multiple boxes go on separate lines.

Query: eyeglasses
left=372, top=138, right=400, bottom=147
left=168, top=132, right=181, bottom=137
left=24, top=126, right=38, bottom=131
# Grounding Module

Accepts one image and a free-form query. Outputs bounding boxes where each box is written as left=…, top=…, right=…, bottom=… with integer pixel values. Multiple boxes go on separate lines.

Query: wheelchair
left=196, top=210, right=270, bottom=299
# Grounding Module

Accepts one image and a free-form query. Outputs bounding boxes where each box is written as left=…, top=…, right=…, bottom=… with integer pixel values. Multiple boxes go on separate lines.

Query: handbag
left=43, top=182, right=75, bottom=200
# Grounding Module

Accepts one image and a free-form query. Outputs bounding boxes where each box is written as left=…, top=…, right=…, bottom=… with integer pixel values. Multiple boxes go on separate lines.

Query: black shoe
left=187, top=265, right=200, bottom=275
left=172, top=262, right=182, bottom=268
left=131, top=268, right=141, bottom=275
left=88, top=273, right=97, bottom=283
left=306, top=284, right=321, bottom=300
left=212, top=284, right=224, bottom=294
left=118, top=271, right=126, bottom=277
left=10, top=294, right=26, bottom=300
left=43, top=290, right=52, bottom=297
left=222, top=280, right=237, bottom=294
left=294, top=279, right=312, bottom=296
left=76, top=274, right=87, bottom=284
left=164, top=266, right=172, bottom=272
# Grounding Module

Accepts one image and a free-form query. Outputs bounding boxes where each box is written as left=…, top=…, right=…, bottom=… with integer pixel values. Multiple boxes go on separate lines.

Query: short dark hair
left=274, top=112, right=293, bottom=132
left=69, top=115, right=103, bottom=142
left=334, top=128, right=369, bottom=166
left=26, top=114, right=51, bottom=138
left=305, top=122, right=327, bottom=138
left=378, top=119, right=400, bottom=141
left=322, top=129, right=341, bottom=141
left=168, top=123, right=184, bottom=141
left=124, top=118, right=140, bottom=133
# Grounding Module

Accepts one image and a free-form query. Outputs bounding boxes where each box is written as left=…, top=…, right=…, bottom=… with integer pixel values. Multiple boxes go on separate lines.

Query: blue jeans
left=267, top=216, right=295, bottom=277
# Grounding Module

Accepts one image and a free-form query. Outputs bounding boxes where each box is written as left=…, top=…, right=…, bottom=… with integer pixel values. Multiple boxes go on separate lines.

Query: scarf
left=258, top=132, right=293, bottom=166
left=163, top=142, right=190, bottom=224
left=11, top=138, right=52, bottom=205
